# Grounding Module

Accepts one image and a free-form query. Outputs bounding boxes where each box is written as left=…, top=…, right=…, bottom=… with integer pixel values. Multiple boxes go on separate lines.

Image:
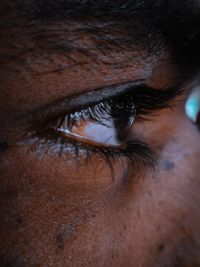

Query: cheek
left=0, top=146, right=133, bottom=266
left=0, top=143, right=162, bottom=266
left=0, top=109, right=200, bottom=267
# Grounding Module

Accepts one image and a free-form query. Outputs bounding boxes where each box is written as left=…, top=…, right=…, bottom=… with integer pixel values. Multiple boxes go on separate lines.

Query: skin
left=0, top=1, right=200, bottom=267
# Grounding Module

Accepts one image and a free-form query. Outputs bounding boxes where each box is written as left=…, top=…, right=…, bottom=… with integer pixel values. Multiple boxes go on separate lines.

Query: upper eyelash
left=48, top=83, right=183, bottom=131
left=23, top=81, right=185, bottom=131
left=49, top=91, right=136, bottom=130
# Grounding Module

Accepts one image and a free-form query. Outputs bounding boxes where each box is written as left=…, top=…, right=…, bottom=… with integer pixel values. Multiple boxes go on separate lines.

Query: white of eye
left=57, top=115, right=134, bottom=147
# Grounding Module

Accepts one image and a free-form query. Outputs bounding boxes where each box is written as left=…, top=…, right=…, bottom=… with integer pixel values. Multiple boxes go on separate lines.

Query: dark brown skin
left=0, top=1, right=200, bottom=267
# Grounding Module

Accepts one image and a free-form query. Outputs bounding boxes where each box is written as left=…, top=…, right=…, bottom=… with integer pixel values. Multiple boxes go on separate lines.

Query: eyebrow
left=8, top=0, right=199, bottom=73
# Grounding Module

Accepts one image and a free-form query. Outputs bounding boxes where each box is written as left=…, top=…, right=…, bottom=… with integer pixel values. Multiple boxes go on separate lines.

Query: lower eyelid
left=31, top=130, right=152, bottom=170
left=21, top=124, right=156, bottom=177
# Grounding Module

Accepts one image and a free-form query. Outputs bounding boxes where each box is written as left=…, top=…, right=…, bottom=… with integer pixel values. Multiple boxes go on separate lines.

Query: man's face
left=0, top=1, right=200, bottom=266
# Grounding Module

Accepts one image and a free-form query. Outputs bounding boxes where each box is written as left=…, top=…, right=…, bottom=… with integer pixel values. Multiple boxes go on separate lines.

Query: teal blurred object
left=185, top=86, right=200, bottom=125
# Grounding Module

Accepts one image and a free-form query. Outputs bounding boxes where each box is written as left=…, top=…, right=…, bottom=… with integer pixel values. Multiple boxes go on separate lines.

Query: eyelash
left=50, top=91, right=136, bottom=131
left=47, top=94, right=155, bottom=166
left=28, top=84, right=182, bottom=168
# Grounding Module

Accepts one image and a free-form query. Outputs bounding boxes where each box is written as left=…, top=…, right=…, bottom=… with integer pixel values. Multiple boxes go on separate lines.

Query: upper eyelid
left=22, top=79, right=188, bottom=130
left=20, top=80, right=145, bottom=124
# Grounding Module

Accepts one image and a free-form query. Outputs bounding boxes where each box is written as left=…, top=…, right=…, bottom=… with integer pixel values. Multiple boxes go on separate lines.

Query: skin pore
left=0, top=1, right=200, bottom=267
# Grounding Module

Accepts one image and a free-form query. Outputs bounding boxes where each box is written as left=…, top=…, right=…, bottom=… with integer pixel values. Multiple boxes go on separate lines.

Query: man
left=0, top=1, right=200, bottom=266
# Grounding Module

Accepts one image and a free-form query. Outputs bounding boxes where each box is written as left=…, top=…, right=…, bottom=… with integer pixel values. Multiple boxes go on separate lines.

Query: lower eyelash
left=28, top=129, right=157, bottom=173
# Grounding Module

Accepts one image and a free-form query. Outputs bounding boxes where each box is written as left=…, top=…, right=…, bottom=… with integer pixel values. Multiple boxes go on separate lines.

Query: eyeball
left=56, top=112, right=135, bottom=148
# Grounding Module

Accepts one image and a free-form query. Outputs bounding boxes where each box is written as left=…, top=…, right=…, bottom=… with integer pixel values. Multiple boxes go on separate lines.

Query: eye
left=29, top=83, right=181, bottom=167
left=51, top=97, right=136, bottom=149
